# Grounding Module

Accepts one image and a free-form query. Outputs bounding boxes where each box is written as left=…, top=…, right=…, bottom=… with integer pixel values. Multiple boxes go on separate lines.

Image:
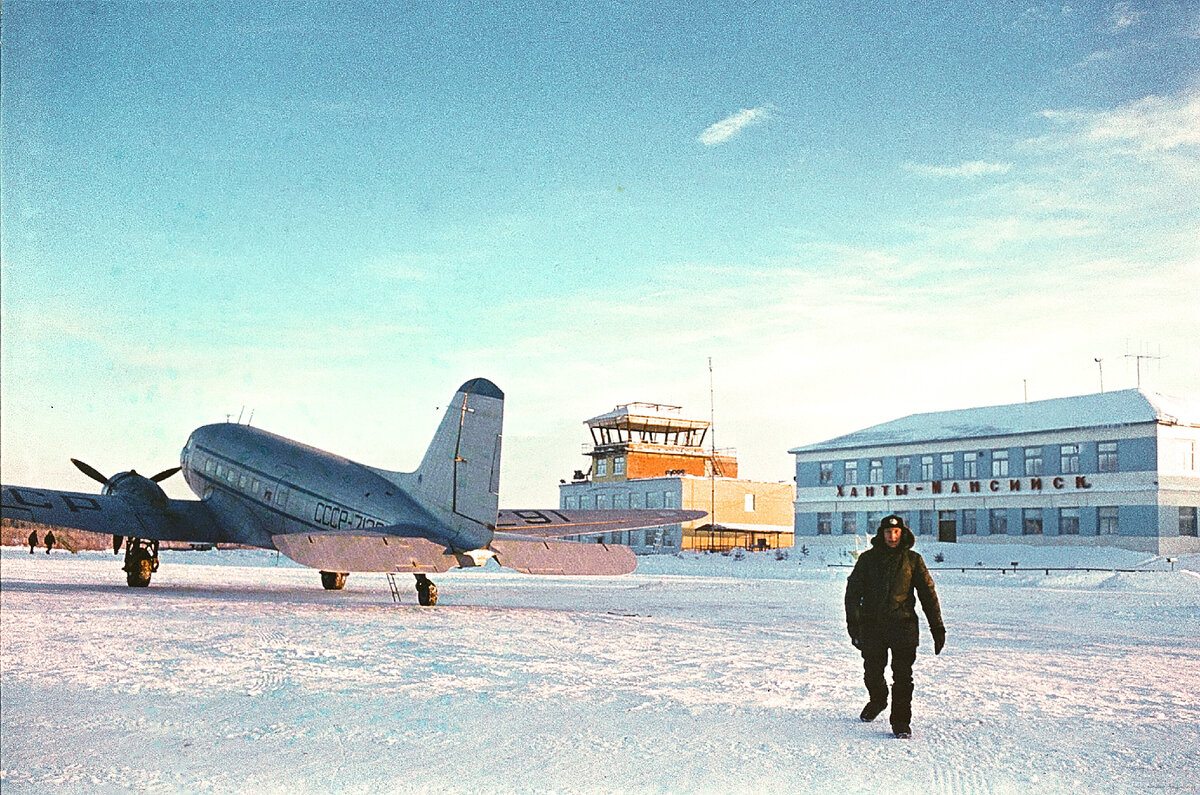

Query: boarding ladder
left=385, top=573, right=402, bottom=603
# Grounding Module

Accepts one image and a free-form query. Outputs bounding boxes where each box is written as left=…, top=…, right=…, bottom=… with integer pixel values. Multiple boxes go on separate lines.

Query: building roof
left=585, top=402, right=709, bottom=431
left=789, top=389, right=1200, bottom=454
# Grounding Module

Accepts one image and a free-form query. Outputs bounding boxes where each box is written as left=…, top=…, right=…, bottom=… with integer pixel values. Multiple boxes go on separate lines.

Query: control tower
left=582, top=402, right=737, bottom=482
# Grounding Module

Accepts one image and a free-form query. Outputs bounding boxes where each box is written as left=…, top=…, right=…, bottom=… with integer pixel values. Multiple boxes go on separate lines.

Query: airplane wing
left=269, top=508, right=706, bottom=576
left=495, top=508, right=707, bottom=538
left=1, top=485, right=223, bottom=544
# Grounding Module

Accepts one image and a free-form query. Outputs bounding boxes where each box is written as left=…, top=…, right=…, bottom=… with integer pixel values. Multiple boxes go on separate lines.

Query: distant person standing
left=28, top=529, right=39, bottom=554
left=845, top=514, right=945, bottom=739
left=44, top=530, right=56, bottom=555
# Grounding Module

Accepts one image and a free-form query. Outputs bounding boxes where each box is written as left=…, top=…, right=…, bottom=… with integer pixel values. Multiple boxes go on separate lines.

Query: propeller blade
left=113, top=535, right=124, bottom=554
left=71, top=458, right=110, bottom=486
left=150, top=466, right=181, bottom=483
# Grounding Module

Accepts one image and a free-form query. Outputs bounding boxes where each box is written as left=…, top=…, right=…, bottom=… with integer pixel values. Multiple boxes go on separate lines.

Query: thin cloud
left=698, top=107, right=770, bottom=146
left=904, top=160, right=1013, bottom=178
left=1111, top=2, right=1143, bottom=30
left=1042, top=93, right=1200, bottom=153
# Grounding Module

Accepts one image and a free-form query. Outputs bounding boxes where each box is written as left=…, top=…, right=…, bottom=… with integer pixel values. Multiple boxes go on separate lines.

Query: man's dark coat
left=845, top=523, right=944, bottom=647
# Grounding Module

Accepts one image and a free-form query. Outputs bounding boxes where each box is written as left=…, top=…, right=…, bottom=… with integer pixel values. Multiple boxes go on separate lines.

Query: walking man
left=28, top=529, right=39, bottom=554
left=845, top=514, right=945, bottom=738
left=44, top=529, right=56, bottom=554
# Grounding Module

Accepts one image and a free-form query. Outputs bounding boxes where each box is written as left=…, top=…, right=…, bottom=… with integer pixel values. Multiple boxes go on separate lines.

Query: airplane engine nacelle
left=102, top=471, right=170, bottom=509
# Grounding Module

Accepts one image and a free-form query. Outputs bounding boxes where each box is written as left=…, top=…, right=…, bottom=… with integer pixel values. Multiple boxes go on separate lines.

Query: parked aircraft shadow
left=0, top=577, right=410, bottom=609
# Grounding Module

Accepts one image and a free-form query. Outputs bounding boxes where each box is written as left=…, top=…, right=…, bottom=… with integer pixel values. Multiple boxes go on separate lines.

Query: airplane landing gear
left=320, top=570, right=348, bottom=590
left=415, top=573, right=438, bottom=606
left=123, top=538, right=160, bottom=587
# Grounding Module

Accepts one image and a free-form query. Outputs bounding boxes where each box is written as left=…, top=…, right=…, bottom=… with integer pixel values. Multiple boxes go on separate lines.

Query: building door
left=938, top=510, right=957, bottom=543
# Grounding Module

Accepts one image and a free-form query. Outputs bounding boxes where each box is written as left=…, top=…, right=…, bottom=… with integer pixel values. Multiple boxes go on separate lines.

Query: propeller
left=70, top=458, right=181, bottom=554
left=71, top=458, right=109, bottom=486
left=71, top=459, right=181, bottom=485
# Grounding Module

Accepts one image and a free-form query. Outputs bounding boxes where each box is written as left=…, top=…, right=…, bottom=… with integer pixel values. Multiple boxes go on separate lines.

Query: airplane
left=1, top=378, right=705, bottom=604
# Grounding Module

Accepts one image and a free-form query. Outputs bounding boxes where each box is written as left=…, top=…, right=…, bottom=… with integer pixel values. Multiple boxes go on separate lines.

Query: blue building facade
left=790, top=390, right=1200, bottom=554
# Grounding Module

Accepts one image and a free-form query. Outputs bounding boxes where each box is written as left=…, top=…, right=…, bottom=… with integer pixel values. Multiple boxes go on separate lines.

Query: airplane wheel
left=320, top=571, right=347, bottom=590
left=415, top=575, right=438, bottom=606
left=126, top=552, right=153, bottom=588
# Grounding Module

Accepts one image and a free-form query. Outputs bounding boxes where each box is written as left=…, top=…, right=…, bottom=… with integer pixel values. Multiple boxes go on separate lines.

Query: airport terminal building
left=790, top=389, right=1200, bottom=554
left=559, top=402, right=795, bottom=553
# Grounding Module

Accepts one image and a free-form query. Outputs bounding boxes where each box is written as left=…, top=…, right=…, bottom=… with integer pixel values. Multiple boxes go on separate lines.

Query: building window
left=919, top=511, right=933, bottom=535
left=1098, top=506, right=1119, bottom=535
left=581, top=494, right=595, bottom=509
left=869, top=460, right=883, bottom=483
left=1024, top=447, right=1043, bottom=476
left=1060, top=444, right=1080, bottom=474
left=940, top=454, right=955, bottom=479
left=921, top=456, right=935, bottom=480
left=563, top=495, right=579, bottom=510
left=962, top=511, right=977, bottom=535
left=614, top=492, right=629, bottom=509
left=647, top=491, right=663, bottom=509
left=844, top=461, right=858, bottom=484
left=867, top=512, right=884, bottom=532
left=817, top=512, right=832, bottom=535
left=896, top=457, right=911, bottom=481
left=1098, top=442, right=1118, bottom=473
left=819, top=463, right=834, bottom=484
left=744, top=493, right=756, bottom=511
left=1173, top=440, right=1197, bottom=472
left=992, top=450, right=1009, bottom=477
left=963, top=452, right=978, bottom=478
left=989, top=509, right=1007, bottom=535
left=630, top=491, right=643, bottom=509
left=1181, top=507, right=1198, bottom=537
left=613, top=456, right=626, bottom=476
left=596, top=458, right=608, bottom=477
left=842, top=513, right=857, bottom=535
left=597, top=494, right=611, bottom=509
left=1023, top=508, right=1043, bottom=535
left=1060, top=507, right=1080, bottom=535
left=664, top=491, right=677, bottom=509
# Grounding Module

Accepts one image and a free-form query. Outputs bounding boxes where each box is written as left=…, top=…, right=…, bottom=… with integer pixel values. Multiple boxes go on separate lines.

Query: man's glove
left=932, top=627, right=946, bottom=655
left=848, top=628, right=861, bottom=649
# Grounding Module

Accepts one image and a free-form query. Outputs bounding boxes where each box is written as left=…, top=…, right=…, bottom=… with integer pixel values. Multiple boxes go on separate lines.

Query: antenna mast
left=1124, top=343, right=1163, bottom=388
left=708, top=357, right=716, bottom=532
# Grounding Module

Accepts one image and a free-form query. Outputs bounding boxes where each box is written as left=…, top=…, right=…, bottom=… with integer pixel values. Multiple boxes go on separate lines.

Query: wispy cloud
left=698, top=107, right=770, bottom=146
left=1111, top=1, right=1143, bottom=30
left=1042, top=93, right=1200, bottom=154
left=904, top=160, right=1012, bottom=178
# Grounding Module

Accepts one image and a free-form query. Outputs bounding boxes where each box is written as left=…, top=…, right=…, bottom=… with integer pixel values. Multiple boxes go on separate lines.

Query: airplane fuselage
left=180, top=423, right=490, bottom=553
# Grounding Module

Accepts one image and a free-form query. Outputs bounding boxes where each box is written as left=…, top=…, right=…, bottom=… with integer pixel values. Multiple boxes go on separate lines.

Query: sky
left=2, top=1, right=1198, bottom=506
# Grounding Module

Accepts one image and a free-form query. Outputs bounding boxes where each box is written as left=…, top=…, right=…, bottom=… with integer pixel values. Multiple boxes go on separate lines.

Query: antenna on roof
left=1124, top=341, right=1164, bottom=388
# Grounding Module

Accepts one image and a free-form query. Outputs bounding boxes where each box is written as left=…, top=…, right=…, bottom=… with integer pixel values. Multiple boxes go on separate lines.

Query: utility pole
left=1094, top=358, right=1104, bottom=393
left=708, top=357, right=716, bottom=534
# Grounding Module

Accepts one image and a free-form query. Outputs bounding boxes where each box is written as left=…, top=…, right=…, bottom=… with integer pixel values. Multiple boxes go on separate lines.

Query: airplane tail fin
left=394, top=378, right=504, bottom=533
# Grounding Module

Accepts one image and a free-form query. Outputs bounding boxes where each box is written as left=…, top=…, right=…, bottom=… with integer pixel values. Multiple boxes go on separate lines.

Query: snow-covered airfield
left=2, top=541, right=1198, bottom=794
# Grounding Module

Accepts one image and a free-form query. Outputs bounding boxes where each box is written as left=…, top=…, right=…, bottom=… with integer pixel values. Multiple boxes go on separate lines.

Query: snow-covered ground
left=2, top=540, right=1198, bottom=794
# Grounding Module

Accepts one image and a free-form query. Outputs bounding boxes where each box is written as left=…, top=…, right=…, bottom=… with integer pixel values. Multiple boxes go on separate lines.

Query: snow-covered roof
left=789, top=389, right=1200, bottom=454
